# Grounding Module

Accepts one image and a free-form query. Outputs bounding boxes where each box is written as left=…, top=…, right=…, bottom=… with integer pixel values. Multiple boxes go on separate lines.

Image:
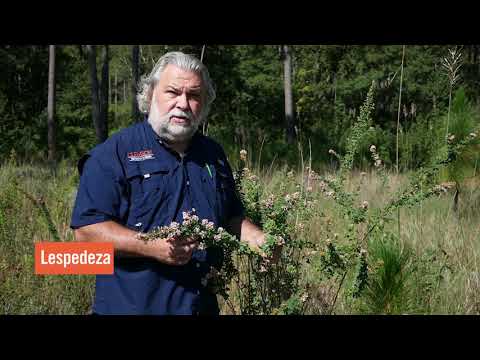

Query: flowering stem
left=446, top=85, right=453, bottom=144
left=329, top=270, right=348, bottom=315
left=396, top=45, right=405, bottom=175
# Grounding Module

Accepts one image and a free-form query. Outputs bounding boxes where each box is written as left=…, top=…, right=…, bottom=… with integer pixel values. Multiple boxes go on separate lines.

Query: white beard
left=148, top=101, right=203, bottom=143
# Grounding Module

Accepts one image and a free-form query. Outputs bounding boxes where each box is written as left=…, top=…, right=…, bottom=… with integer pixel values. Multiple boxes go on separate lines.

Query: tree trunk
left=115, top=70, right=118, bottom=121
left=281, top=45, right=296, bottom=144
left=131, top=45, right=141, bottom=122
left=99, top=45, right=109, bottom=140
left=47, top=45, right=56, bottom=163
left=86, top=45, right=108, bottom=144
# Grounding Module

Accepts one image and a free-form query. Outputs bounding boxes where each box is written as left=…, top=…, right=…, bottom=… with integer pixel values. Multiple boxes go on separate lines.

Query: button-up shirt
left=70, top=120, right=244, bottom=315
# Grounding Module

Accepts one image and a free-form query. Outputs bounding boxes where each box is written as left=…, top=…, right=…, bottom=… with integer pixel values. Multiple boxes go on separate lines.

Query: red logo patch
left=128, top=150, right=155, bottom=162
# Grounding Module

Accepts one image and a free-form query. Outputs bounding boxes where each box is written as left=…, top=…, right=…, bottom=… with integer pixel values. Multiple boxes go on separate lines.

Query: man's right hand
left=150, top=235, right=199, bottom=266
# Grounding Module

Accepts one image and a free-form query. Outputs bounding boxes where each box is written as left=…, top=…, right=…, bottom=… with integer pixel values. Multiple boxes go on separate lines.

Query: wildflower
left=360, top=172, right=367, bottom=177
left=328, top=149, right=337, bottom=156
left=240, top=149, right=247, bottom=162
left=264, top=194, right=275, bottom=209
left=217, top=227, right=224, bottom=233
left=326, top=191, right=335, bottom=197
left=300, top=293, right=309, bottom=303
left=360, top=248, right=368, bottom=256
left=306, top=186, right=313, bottom=192
left=447, top=134, right=456, bottom=143
left=318, top=181, right=327, bottom=192
left=287, top=170, right=294, bottom=179
left=369, top=145, right=376, bottom=153
left=469, top=132, right=477, bottom=139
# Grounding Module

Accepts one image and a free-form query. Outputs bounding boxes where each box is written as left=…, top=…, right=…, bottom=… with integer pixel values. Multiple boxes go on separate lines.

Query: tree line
left=1, top=45, right=479, bottom=170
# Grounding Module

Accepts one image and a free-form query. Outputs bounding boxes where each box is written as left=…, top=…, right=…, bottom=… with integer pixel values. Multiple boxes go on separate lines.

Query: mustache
left=168, top=109, right=194, bottom=122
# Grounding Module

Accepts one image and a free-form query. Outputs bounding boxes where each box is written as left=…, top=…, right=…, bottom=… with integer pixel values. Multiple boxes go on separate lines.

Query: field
left=1, top=157, right=478, bottom=315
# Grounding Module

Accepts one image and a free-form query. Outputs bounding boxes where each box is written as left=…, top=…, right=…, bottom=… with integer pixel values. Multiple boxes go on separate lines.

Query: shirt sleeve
left=70, top=153, right=127, bottom=229
left=219, top=150, right=245, bottom=221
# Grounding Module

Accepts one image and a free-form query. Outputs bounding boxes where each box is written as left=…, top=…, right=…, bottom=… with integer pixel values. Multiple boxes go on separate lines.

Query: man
left=71, top=51, right=270, bottom=315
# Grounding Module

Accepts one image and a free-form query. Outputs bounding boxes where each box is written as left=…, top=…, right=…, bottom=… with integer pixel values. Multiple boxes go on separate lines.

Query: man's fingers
left=170, top=243, right=197, bottom=262
left=169, top=236, right=199, bottom=246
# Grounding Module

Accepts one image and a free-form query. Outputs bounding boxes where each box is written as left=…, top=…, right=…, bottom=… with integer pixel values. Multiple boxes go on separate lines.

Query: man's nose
left=176, top=93, right=189, bottom=110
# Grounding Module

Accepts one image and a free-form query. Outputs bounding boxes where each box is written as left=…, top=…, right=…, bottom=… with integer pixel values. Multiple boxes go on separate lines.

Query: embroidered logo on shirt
left=127, top=150, right=155, bottom=162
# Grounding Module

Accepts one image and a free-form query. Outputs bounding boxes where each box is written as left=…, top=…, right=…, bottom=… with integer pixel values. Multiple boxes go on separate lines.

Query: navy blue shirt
left=70, top=120, right=244, bottom=315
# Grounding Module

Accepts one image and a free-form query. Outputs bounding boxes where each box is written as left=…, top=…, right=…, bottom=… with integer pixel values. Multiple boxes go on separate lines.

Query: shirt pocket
left=125, top=162, right=170, bottom=230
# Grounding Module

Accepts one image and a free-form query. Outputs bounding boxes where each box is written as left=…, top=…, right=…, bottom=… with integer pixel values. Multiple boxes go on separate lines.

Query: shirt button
left=187, top=180, right=190, bottom=186
left=196, top=263, right=201, bottom=268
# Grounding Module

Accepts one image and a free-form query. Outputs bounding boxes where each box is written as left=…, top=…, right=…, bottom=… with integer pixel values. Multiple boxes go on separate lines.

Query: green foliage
left=309, top=83, right=479, bottom=314
left=362, top=233, right=413, bottom=314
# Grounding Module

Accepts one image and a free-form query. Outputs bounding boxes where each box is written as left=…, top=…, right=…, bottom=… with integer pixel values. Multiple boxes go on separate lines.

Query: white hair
left=136, top=51, right=216, bottom=120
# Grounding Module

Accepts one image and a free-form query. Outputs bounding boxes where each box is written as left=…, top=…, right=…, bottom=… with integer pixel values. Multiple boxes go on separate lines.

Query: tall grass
left=0, top=159, right=94, bottom=315
left=1, top=160, right=479, bottom=314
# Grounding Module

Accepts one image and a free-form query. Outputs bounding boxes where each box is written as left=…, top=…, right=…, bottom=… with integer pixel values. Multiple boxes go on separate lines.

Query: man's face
left=148, top=64, right=205, bottom=142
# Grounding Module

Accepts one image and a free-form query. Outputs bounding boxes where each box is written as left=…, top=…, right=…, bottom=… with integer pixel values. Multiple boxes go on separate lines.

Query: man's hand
left=256, top=233, right=283, bottom=266
left=146, top=235, right=199, bottom=266
left=227, top=216, right=283, bottom=267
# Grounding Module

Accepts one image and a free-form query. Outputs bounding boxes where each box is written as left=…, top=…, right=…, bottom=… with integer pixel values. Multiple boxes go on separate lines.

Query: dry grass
left=1, top=162, right=478, bottom=314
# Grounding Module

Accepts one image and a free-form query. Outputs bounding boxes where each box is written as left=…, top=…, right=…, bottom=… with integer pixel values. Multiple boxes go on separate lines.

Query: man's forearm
left=74, top=221, right=155, bottom=259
